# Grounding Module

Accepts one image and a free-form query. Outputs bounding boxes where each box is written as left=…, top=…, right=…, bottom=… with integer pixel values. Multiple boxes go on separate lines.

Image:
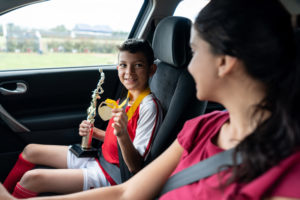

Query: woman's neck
left=216, top=75, right=269, bottom=149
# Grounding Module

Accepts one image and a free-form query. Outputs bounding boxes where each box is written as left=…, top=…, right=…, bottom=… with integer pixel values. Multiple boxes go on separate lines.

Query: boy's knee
left=22, top=144, right=39, bottom=161
left=20, top=169, right=46, bottom=192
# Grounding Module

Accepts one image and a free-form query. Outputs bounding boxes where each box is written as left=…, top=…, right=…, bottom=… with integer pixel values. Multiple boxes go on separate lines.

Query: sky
left=0, top=0, right=208, bottom=32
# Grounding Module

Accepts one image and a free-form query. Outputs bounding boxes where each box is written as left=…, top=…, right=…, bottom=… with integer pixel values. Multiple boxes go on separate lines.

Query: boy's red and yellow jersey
left=101, top=93, right=163, bottom=166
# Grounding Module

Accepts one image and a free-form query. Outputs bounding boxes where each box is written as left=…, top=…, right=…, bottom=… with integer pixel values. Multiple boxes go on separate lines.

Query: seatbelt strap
left=115, top=88, right=151, bottom=182
left=98, top=153, right=122, bottom=185
left=98, top=89, right=151, bottom=185
left=118, top=142, right=134, bottom=182
left=159, top=148, right=242, bottom=197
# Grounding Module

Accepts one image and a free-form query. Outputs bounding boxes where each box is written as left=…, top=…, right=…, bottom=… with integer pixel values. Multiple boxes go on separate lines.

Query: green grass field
left=0, top=53, right=118, bottom=70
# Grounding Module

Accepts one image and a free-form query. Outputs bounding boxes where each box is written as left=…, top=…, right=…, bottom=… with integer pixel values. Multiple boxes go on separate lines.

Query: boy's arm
left=112, top=97, right=161, bottom=173
left=117, top=130, right=144, bottom=173
left=111, top=108, right=144, bottom=173
left=92, top=127, right=105, bottom=141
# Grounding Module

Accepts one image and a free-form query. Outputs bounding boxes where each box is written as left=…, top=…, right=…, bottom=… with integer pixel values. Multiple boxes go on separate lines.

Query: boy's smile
left=118, top=51, right=154, bottom=98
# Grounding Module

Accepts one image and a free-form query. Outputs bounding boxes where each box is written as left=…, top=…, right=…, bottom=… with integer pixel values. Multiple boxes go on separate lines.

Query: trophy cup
left=70, top=68, right=105, bottom=157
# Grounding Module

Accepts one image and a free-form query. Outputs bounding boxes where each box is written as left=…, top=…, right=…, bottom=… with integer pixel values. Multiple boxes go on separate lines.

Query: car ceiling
left=280, top=0, right=300, bottom=14
left=0, top=0, right=47, bottom=15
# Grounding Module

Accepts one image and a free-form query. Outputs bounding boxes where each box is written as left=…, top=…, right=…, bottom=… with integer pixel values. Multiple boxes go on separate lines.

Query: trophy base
left=70, top=144, right=98, bottom=157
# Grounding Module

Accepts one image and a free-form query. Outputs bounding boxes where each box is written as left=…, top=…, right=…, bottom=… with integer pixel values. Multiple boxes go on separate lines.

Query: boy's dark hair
left=117, top=38, right=154, bottom=65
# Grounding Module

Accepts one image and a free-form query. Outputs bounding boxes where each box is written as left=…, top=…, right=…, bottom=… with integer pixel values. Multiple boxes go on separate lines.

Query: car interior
left=119, top=16, right=207, bottom=181
left=0, top=0, right=300, bottom=194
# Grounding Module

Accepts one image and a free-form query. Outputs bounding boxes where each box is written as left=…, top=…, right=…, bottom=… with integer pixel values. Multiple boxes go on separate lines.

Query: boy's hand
left=79, top=120, right=92, bottom=137
left=111, top=108, right=128, bottom=137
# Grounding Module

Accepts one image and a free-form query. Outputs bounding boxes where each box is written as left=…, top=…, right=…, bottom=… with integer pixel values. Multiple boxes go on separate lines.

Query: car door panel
left=0, top=66, right=121, bottom=181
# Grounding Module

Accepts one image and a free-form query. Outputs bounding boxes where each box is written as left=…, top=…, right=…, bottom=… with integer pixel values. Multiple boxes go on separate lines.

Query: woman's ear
left=149, top=64, right=157, bottom=77
left=217, top=55, right=238, bottom=78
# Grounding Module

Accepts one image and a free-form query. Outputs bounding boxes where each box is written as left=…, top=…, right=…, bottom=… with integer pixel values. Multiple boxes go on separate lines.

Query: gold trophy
left=70, top=68, right=105, bottom=157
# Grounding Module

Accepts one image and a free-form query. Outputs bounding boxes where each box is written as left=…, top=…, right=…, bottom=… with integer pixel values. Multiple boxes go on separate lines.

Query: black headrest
left=294, top=28, right=300, bottom=62
left=295, top=28, right=300, bottom=46
left=152, top=16, right=192, bottom=68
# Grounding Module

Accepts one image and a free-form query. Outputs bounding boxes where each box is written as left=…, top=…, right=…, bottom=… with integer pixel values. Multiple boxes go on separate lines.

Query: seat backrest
left=145, top=16, right=207, bottom=164
left=119, top=16, right=207, bottom=182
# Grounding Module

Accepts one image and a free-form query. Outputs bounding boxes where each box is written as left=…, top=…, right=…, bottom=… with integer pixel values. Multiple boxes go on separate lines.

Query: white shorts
left=67, top=146, right=111, bottom=190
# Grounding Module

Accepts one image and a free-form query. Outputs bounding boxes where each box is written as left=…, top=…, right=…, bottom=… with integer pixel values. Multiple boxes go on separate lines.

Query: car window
left=173, top=0, right=209, bottom=22
left=0, top=0, right=143, bottom=70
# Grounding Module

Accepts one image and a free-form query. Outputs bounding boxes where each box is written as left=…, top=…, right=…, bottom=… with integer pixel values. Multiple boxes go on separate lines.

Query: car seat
left=118, top=16, right=207, bottom=182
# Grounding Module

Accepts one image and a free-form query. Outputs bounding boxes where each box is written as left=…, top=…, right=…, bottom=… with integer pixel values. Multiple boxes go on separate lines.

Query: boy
left=3, top=39, right=163, bottom=198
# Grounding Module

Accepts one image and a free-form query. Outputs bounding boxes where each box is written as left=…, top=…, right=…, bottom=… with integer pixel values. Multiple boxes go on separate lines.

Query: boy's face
left=117, top=51, right=155, bottom=93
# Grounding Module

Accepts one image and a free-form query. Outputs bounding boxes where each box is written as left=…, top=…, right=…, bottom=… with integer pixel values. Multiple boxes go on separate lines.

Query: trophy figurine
left=70, top=68, right=105, bottom=157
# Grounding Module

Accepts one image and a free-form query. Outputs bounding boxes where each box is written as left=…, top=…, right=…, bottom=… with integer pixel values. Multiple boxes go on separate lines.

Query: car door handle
left=0, top=82, right=28, bottom=95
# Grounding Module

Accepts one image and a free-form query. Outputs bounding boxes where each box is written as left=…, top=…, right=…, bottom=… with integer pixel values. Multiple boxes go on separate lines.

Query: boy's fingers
left=80, top=121, right=91, bottom=129
left=112, top=122, right=126, bottom=135
left=111, top=123, right=120, bottom=133
left=112, top=111, right=128, bottom=120
left=111, top=109, right=127, bottom=118
left=111, top=108, right=123, bottom=113
left=114, top=119, right=126, bottom=130
left=79, top=127, right=89, bottom=132
left=113, top=115, right=127, bottom=126
left=82, top=120, right=90, bottom=124
left=79, top=131, right=87, bottom=136
left=113, top=116, right=120, bottom=122
left=79, top=124, right=90, bottom=130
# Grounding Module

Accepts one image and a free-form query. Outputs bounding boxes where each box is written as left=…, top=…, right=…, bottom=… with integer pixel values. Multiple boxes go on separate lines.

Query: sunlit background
left=0, top=0, right=208, bottom=70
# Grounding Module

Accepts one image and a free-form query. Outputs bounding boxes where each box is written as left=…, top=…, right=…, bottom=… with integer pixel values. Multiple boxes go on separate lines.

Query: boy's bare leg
left=19, top=168, right=84, bottom=194
left=22, top=144, right=69, bottom=168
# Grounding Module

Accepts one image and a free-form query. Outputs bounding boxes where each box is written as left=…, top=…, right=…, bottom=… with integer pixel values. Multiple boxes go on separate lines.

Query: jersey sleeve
left=133, top=96, right=162, bottom=158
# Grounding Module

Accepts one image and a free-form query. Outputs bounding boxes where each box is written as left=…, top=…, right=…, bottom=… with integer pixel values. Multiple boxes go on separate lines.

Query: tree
left=51, top=25, right=69, bottom=33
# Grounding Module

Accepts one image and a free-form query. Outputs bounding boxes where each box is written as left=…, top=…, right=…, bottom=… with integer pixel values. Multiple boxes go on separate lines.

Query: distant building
left=72, top=24, right=113, bottom=37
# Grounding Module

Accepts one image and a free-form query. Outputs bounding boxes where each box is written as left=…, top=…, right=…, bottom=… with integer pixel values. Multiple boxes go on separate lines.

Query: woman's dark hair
left=117, top=38, right=154, bottom=65
left=195, top=0, right=300, bottom=183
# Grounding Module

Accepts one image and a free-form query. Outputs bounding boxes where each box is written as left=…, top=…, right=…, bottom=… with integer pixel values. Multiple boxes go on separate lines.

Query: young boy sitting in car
left=3, top=38, right=163, bottom=198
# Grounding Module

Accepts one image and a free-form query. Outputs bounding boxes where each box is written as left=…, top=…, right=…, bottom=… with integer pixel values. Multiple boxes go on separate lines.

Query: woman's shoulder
left=268, top=151, right=300, bottom=198
left=186, top=110, right=228, bottom=124
left=240, top=151, right=300, bottom=199
left=177, top=110, right=229, bottom=150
